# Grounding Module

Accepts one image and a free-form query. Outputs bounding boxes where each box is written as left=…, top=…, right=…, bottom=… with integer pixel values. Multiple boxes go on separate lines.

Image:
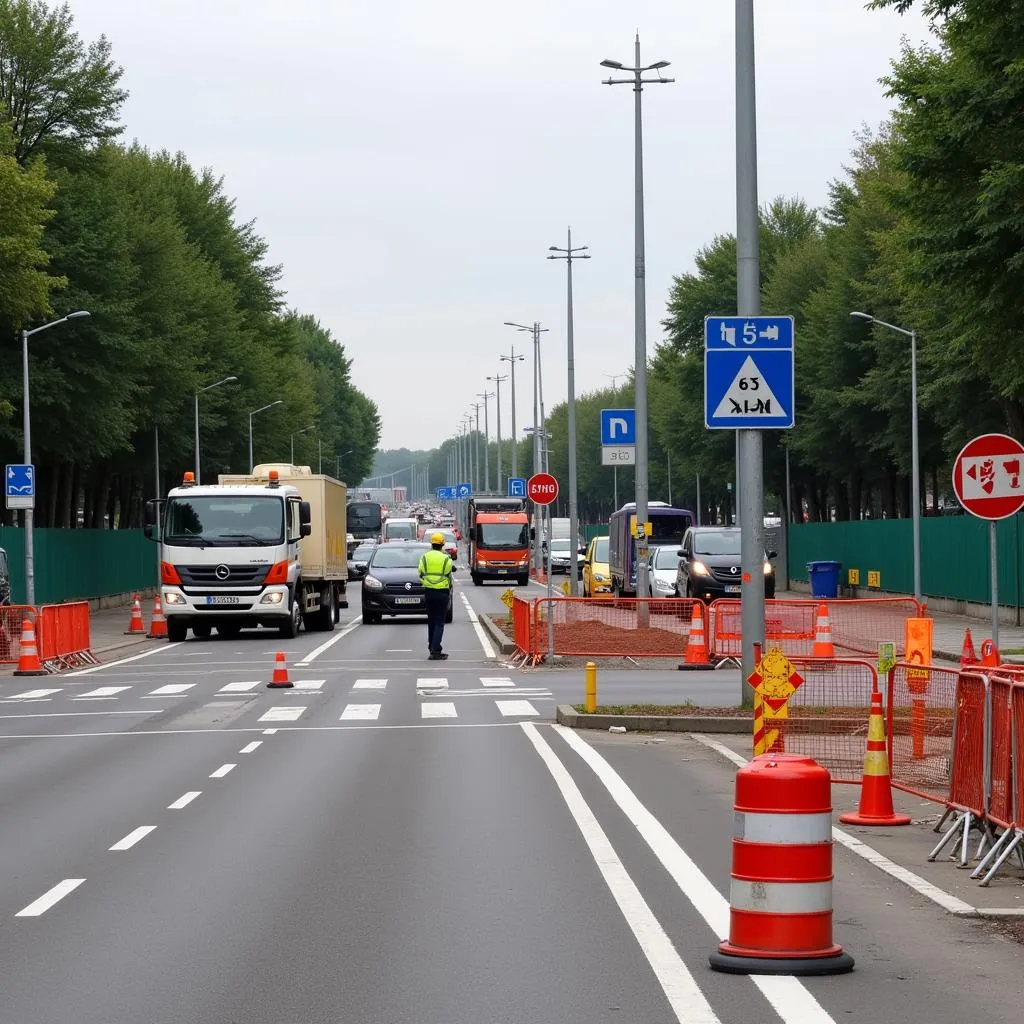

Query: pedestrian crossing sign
left=500, top=588, right=516, bottom=610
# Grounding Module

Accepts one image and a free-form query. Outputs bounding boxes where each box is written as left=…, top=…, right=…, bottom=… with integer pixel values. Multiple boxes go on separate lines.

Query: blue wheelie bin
left=807, top=560, right=842, bottom=599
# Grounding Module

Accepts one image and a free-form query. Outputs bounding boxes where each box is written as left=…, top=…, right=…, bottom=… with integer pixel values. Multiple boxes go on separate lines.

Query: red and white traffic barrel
left=709, top=752, right=854, bottom=975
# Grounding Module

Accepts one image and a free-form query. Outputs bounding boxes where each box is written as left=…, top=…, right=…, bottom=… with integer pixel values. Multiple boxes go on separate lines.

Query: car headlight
left=363, top=575, right=383, bottom=591
left=656, top=578, right=674, bottom=591
left=691, top=560, right=710, bottom=576
left=764, top=562, right=774, bottom=576
left=593, top=574, right=607, bottom=582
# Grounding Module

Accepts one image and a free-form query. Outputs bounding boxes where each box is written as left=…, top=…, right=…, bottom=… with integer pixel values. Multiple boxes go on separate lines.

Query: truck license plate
left=205, top=595, right=241, bottom=605
left=725, top=586, right=741, bottom=594
left=497, top=568, right=508, bottom=574
left=394, top=597, right=421, bottom=605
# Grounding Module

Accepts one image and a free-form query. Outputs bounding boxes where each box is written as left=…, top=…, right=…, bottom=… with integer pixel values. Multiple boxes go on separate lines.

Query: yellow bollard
left=585, top=661, right=597, bottom=713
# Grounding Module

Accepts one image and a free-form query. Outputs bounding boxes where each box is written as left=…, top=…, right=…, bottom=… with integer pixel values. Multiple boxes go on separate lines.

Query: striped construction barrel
left=709, top=753, right=854, bottom=975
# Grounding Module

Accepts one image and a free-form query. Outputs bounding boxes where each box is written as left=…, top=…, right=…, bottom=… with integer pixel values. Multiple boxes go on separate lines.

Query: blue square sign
left=508, top=477, right=526, bottom=498
left=5, top=463, right=34, bottom=510
left=704, top=316, right=794, bottom=429
left=600, top=409, right=636, bottom=445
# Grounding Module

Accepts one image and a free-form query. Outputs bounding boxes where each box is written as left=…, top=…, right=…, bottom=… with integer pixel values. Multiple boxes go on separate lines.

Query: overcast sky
left=75, top=0, right=932, bottom=451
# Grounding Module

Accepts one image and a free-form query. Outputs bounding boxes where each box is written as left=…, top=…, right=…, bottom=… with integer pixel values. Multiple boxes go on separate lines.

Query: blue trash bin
left=807, top=560, right=842, bottom=599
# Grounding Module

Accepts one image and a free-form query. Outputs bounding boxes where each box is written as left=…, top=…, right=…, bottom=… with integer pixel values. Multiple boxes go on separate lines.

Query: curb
left=479, top=613, right=516, bottom=656
left=555, top=704, right=750, bottom=733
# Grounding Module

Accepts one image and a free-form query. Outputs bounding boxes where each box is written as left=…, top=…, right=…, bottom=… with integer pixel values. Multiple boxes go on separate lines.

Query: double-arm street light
left=337, top=449, right=353, bottom=479
left=291, top=425, right=315, bottom=464
left=249, top=400, right=283, bottom=472
left=851, top=311, right=921, bottom=602
left=21, top=310, right=91, bottom=605
left=499, top=345, right=526, bottom=480
left=487, top=373, right=508, bottom=491
left=194, top=375, right=238, bottom=483
left=477, top=390, right=495, bottom=492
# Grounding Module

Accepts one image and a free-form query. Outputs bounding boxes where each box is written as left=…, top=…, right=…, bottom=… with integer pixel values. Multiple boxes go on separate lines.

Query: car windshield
left=549, top=539, right=572, bottom=552
left=353, top=544, right=376, bottom=561
left=652, top=547, right=679, bottom=569
left=476, top=523, right=529, bottom=549
left=370, top=544, right=429, bottom=568
left=384, top=521, right=417, bottom=540
left=693, top=531, right=742, bottom=556
left=164, top=496, right=283, bottom=545
left=593, top=537, right=609, bottom=562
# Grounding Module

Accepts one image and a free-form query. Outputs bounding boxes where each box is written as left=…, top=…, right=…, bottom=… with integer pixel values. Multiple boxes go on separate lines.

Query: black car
left=675, top=526, right=776, bottom=602
left=348, top=540, right=377, bottom=581
left=361, top=542, right=455, bottom=625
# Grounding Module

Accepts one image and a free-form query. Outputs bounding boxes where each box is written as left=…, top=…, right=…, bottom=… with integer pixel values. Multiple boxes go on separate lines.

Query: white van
left=382, top=517, right=419, bottom=543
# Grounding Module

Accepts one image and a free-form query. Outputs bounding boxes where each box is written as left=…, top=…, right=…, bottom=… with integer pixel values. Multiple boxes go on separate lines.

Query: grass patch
left=573, top=703, right=749, bottom=717
left=1001, top=647, right=1024, bottom=655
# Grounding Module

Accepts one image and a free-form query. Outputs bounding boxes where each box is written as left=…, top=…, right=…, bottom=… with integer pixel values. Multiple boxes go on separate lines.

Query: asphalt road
left=0, top=569, right=1019, bottom=1022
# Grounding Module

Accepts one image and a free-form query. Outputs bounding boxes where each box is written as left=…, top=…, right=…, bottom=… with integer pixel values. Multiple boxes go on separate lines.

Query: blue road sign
left=704, top=316, right=795, bottom=429
left=6, top=464, right=34, bottom=496
left=600, top=409, right=636, bottom=446
left=436, top=486, right=454, bottom=500
left=508, top=477, right=526, bottom=498
left=456, top=483, right=472, bottom=499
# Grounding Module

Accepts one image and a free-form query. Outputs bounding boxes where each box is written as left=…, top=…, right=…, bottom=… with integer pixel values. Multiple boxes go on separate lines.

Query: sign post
left=746, top=645, right=805, bottom=756
left=528, top=473, right=559, bottom=661
left=951, top=432, right=1024, bottom=654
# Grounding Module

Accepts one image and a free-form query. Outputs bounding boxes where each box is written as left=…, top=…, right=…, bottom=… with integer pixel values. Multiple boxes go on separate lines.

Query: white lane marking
left=353, top=678, right=388, bottom=689
left=0, top=711, right=154, bottom=719
left=218, top=681, right=261, bottom=692
left=146, top=684, right=196, bottom=696
left=459, top=593, right=496, bottom=659
left=691, top=734, right=976, bottom=916
left=168, top=791, right=201, bottom=809
left=521, top=723, right=718, bottom=1024
left=209, top=763, right=236, bottom=778
left=385, top=649, right=412, bottom=652
left=258, top=706, right=306, bottom=722
left=496, top=700, right=539, bottom=717
left=417, top=677, right=448, bottom=689
left=295, top=616, right=362, bottom=666
left=239, top=741, right=262, bottom=754
left=15, top=878, right=86, bottom=917
left=109, top=825, right=156, bottom=851
left=9, top=689, right=61, bottom=699
left=66, top=643, right=181, bottom=676
left=263, top=728, right=278, bottom=735
left=75, top=687, right=131, bottom=698
left=340, top=703, right=380, bottom=720
left=480, top=676, right=515, bottom=688
left=555, top=726, right=840, bottom=1024
left=291, top=679, right=325, bottom=691
left=421, top=702, right=458, bottom=719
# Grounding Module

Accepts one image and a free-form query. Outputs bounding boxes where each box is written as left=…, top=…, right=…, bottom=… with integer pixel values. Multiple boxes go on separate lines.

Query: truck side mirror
left=143, top=500, right=158, bottom=541
left=299, top=501, right=312, bottom=527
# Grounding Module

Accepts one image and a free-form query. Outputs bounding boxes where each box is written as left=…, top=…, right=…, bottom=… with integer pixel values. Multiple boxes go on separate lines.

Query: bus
left=346, top=500, right=384, bottom=541
left=608, top=502, right=694, bottom=596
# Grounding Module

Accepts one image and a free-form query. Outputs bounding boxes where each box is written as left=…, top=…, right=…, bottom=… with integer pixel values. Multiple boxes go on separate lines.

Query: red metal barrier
left=0, top=606, right=39, bottom=665
left=987, top=675, right=1015, bottom=831
left=37, top=603, right=97, bottom=671
left=531, top=596, right=701, bottom=660
left=710, top=598, right=926, bottom=661
left=511, top=595, right=533, bottom=658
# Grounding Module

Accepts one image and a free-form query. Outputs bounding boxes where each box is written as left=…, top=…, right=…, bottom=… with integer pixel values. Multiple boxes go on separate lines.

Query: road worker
left=418, top=532, right=454, bottom=660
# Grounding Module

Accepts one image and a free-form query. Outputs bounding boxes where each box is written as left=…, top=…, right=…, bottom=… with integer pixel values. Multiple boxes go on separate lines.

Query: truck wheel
left=167, top=619, right=188, bottom=643
left=192, top=624, right=212, bottom=639
left=471, top=573, right=482, bottom=586
left=317, top=586, right=336, bottom=632
left=516, top=575, right=528, bottom=587
left=279, top=596, right=301, bottom=639
left=217, top=624, right=242, bottom=639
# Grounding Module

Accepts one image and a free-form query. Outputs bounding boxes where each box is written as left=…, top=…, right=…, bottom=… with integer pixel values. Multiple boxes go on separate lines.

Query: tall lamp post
left=477, top=390, right=495, bottom=492
left=21, top=310, right=91, bottom=606
left=195, top=375, right=237, bottom=482
left=470, top=402, right=483, bottom=493
left=499, top=344, right=527, bottom=480
left=249, top=400, right=283, bottom=472
left=488, top=373, right=508, bottom=492
left=549, top=228, right=590, bottom=595
left=291, top=424, right=315, bottom=464
left=601, top=37, right=673, bottom=612
left=336, top=449, right=353, bottom=480
left=851, top=311, right=921, bottom=602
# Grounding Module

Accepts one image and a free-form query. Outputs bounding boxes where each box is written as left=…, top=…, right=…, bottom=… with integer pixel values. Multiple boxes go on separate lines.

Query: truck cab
left=467, top=497, right=530, bottom=586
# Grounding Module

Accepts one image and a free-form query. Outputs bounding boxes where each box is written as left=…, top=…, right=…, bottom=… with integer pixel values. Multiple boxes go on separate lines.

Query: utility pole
left=499, top=345, right=525, bottom=481
left=601, top=37, right=673, bottom=619
left=549, top=228, right=590, bottom=595
left=471, top=402, right=482, bottom=493
left=605, top=372, right=625, bottom=512
left=478, top=390, right=494, bottom=492
left=488, top=374, right=507, bottom=493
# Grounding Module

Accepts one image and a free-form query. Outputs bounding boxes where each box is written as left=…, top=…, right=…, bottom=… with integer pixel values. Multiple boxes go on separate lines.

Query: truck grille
left=177, top=564, right=268, bottom=586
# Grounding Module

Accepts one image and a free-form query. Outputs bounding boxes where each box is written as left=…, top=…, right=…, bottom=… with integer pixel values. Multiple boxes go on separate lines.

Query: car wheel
left=362, top=610, right=381, bottom=625
left=444, top=601, right=453, bottom=624
left=167, top=619, right=188, bottom=643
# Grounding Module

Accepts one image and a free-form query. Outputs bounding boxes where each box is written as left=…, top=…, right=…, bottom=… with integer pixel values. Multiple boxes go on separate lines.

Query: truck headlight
left=363, top=575, right=383, bottom=591
left=164, top=591, right=186, bottom=605
left=260, top=592, right=285, bottom=605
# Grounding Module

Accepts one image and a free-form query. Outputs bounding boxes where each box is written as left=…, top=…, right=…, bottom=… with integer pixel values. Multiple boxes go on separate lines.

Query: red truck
left=467, top=497, right=530, bottom=586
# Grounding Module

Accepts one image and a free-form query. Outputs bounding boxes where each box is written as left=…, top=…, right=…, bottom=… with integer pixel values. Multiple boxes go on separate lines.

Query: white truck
left=145, top=463, right=348, bottom=642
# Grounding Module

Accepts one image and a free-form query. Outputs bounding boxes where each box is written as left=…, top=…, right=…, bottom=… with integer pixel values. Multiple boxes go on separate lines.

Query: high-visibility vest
left=418, top=548, right=452, bottom=589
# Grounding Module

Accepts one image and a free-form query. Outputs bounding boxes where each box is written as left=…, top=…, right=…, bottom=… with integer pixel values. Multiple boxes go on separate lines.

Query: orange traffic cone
left=13, top=619, right=47, bottom=676
left=267, top=651, right=293, bottom=688
left=147, top=595, right=167, bottom=638
left=839, top=689, right=911, bottom=826
left=124, top=594, right=145, bottom=635
left=959, top=628, right=977, bottom=668
left=979, top=638, right=999, bottom=667
left=678, top=603, right=715, bottom=670
left=811, top=602, right=835, bottom=658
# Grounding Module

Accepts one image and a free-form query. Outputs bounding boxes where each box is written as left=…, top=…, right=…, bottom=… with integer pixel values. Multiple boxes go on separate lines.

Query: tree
left=0, top=0, right=127, bottom=164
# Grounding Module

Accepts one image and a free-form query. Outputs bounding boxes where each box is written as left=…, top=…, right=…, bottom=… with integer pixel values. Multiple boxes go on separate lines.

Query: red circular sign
left=952, top=433, right=1024, bottom=520
left=526, top=472, right=559, bottom=506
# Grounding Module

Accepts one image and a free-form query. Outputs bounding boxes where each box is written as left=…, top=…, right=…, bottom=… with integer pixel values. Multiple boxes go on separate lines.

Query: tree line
left=0, top=0, right=380, bottom=529
left=382, top=1, right=1021, bottom=526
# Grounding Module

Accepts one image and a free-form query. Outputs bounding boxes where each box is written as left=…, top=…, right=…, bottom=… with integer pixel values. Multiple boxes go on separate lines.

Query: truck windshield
left=476, top=523, right=529, bottom=550
left=347, top=502, right=383, bottom=532
left=164, top=496, right=283, bottom=545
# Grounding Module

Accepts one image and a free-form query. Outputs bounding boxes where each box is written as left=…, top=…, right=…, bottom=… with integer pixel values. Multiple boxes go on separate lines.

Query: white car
left=546, top=538, right=585, bottom=576
left=648, top=545, right=680, bottom=597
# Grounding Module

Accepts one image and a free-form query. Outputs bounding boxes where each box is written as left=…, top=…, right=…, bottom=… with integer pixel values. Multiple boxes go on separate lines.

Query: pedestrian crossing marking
left=417, top=678, right=448, bottom=689
left=74, top=686, right=131, bottom=698
left=218, top=681, right=262, bottom=692
left=147, top=684, right=196, bottom=696
left=291, top=679, right=325, bottom=691
left=495, top=700, right=539, bottom=717
left=479, top=677, right=515, bottom=688
left=258, top=706, right=306, bottom=722
left=420, top=702, right=457, bottom=719
left=9, top=689, right=61, bottom=699
left=341, top=703, right=381, bottom=720
left=353, top=678, right=388, bottom=689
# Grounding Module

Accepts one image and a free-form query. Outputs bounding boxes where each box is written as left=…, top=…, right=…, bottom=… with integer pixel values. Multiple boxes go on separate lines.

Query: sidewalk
left=88, top=605, right=164, bottom=658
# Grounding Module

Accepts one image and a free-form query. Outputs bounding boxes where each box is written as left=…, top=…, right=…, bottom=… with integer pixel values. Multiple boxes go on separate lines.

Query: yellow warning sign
left=499, top=588, right=516, bottom=610
left=560, top=580, right=571, bottom=595
left=747, top=646, right=805, bottom=711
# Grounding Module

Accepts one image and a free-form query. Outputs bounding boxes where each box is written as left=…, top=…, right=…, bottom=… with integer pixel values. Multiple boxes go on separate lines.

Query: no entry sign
left=952, top=433, right=1024, bottom=521
left=526, top=473, right=559, bottom=506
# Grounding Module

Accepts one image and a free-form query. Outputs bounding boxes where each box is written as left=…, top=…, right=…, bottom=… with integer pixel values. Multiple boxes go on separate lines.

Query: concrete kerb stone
left=556, top=704, right=749, bottom=734
left=478, top=613, right=516, bottom=656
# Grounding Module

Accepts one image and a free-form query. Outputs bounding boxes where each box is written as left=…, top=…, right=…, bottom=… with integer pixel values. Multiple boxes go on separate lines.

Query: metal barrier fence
left=511, top=596, right=533, bottom=660
left=37, top=602, right=97, bottom=671
left=709, top=597, right=925, bottom=661
left=0, top=606, right=38, bottom=664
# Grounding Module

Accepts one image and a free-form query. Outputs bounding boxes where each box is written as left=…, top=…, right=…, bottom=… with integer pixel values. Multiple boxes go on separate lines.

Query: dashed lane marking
left=340, top=704, right=381, bottom=721
left=420, top=702, right=458, bottom=719
left=258, top=707, right=306, bottom=723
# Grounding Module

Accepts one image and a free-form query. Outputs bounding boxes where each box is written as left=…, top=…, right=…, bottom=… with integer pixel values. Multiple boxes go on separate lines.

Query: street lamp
left=601, top=36, right=673, bottom=609
left=248, top=400, right=283, bottom=472
left=337, top=449, right=353, bottom=479
left=487, top=373, right=508, bottom=492
left=290, top=424, right=315, bottom=464
left=194, top=375, right=238, bottom=483
left=549, top=228, right=590, bottom=595
left=21, top=310, right=90, bottom=605
left=499, top=344, right=527, bottom=481
left=477, top=390, right=494, bottom=492
left=851, top=311, right=921, bottom=602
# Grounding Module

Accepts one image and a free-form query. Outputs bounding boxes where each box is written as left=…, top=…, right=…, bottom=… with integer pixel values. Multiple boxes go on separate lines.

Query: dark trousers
left=424, top=588, right=449, bottom=653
